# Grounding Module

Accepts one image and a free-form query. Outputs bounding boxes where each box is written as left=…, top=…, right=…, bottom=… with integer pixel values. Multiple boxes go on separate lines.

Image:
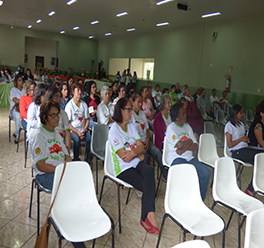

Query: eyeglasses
left=47, top=113, right=61, bottom=119
left=123, top=107, right=132, bottom=112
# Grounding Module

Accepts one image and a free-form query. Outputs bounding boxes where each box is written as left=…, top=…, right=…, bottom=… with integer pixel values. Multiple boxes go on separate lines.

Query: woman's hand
left=241, top=136, right=249, bottom=143
left=121, top=151, right=135, bottom=162
left=144, top=139, right=149, bottom=151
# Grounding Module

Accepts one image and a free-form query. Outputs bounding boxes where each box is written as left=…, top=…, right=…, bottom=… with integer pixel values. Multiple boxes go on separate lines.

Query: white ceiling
left=1, top=0, right=264, bottom=39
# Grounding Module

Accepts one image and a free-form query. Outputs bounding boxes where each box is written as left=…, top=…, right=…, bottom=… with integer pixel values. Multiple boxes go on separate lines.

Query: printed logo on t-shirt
left=50, top=144, right=62, bottom=154
left=74, top=113, right=84, bottom=125
left=172, top=135, right=176, bottom=140
left=113, top=138, right=119, bottom=146
left=124, top=142, right=136, bottom=151
left=35, top=148, right=41, bottom=154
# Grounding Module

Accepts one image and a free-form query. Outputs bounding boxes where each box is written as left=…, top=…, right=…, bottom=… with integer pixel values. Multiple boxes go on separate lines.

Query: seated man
left=219, top=90, right=229, bottom=106
left=197, top=89, right=214, bottom=118
left=97, top=86, right=115, bottom=127
left=192, top=87, right=201, bottom=104
left=209, top=88, right=220, bottom=109
left=152, top=84, right=162, bottom=108
left=177, top=85, right=186, bottom=99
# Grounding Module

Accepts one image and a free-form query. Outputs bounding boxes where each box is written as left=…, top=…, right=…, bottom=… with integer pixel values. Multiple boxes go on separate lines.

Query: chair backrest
left=90, top=124, right=109, bottom=159
left=244, top=208, right=264, bottom=248
left=172, top=240, right=211, bottom=248
left=198, top=133, right=219, bottom=168
left=246, top=109, right=254, bottom=123
left=224, top=135, right=232, bottom=158
left=162, top=136, right=169, bottom=166
left=213, top=104, right=220, bottom=116
left=253, top=153, right=264, bottom=194
left=204, top=122, right=216, bottom=136
left=165, top=164, right=203, bottom=214
left=51, top=161, right=100, bottom=218
left=213, top=157, right=239, bottom=202
left=218, top=109, right=226, bottom=124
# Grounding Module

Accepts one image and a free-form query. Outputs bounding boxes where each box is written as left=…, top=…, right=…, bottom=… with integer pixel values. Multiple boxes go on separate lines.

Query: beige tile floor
left=0, top=106, right=262, bottom=248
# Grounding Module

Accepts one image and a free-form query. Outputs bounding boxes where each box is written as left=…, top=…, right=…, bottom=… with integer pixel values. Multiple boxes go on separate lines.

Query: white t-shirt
left=113, top=97, right=119, bottom=106
left=152, top=90, right=162, bottom=105
left=121, top=72, right=126, bottom=83
left=209, top=95, right=219, bottom=108
left=109, top=122, right=141, bottom=177
left=10, top=87, right=24, bottom=110
left=224, top=121, right=248, bottom=151
left=132, top=75, right=137, bottom=84
left=30, top=124, right=69, bottom=176
left=27, top=102, right=41, bottom=140
left=42, top=75, right=49, bottom=83
left=97, top=101, right=115, bottom=126
left=162, top=113, right=172, bottom=127
left=65, top=99, right=89, bottom=132
left=55, top=109, right=70, bottom=138
left=166, top=122, right=198, bottom=165
left=131, top=110, right=149, bottom=142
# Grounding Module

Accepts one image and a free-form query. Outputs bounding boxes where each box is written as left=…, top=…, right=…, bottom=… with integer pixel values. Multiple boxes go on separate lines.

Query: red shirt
left=89, top=97, right=98, bottom=118
left=20, top=95, right=33, bottom=119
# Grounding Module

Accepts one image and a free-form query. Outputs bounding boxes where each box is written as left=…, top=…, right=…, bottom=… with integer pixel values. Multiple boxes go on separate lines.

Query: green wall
left=0, top=24, right=98, bottom=71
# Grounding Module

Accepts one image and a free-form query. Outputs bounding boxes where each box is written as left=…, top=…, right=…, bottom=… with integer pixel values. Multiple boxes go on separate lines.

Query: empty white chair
left=224, top=135, right=253, bottom=187
left=213, top=104, right=221, bottom=116
left=199, top=105, right=213, bottom=121
left=253, top=153, right=264, bottom=196
left=217, top=109, right=227, bottom=126
left=244, top=208, right=264, bottom=248
left=212, top=157, right=263, bottom=248
left=246, top=109, right=254, bottom=123
left=198, top=133, right=220, bottom=169
left=49, top=161, right=114, bottom=247
left=99, top=141, right=133, bottom=233
left=156, top=164, right=225, bottom=248
left=155, top=136, right=170, bottom=197
left=242, top=115, right=249, bottom=132
left=171, top=240, right=210, bottom=248
left=204, top=121, right=223, bottom=148
left=90, top=124, right=109, bottom=194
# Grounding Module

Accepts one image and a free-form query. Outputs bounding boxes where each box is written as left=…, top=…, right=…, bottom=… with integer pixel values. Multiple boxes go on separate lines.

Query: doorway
left=35, top=56, right=44, bottom=68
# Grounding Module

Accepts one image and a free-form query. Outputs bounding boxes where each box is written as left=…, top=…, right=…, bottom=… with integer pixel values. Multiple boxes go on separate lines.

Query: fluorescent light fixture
left=156, top=22, right=169, bottom=27
left=105, top=32, right=112, bottom=36
left=27, top=25, right=32, bottom=28
left=73, top=26, right=79, bottom=30
left=202, top=12, right=221, bottom=18
left=91, top=20, right=100, bottom=25
left=116, top=11, right=128, bottom=17
left=36, top=19, right=41, bottom=23
left=67, top=0, right=77, bottom=5
left=0, top=1, right=3, bottom=6
left=127, top=28, right=135, bottom=32
left=156, top=0, right=174, bottom=5
left=48, top=11, right=56, bottom=16
left=60, top=30, right=65, bottom=34
left=89, top=35, right=94, bottom=39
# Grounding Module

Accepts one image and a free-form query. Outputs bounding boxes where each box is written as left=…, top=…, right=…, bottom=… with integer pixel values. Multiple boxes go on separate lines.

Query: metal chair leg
left=29, top=179, right=35, bottom=218
left=226, top=210, right=235, bottom=231
left=117, top=185, right=121, bottom=233
left=237, top=212, right=241, bottom=248
left=96, top=158, right=98, bottom=194
left=37, top=186, right=40, bottom=235
left=98, top=176, right=106, bottom=204
left=125, top=188, right=131, bottom=205
left=9, top=119, right=11, bottom=142
left=156, top=213, right=168, bottom=248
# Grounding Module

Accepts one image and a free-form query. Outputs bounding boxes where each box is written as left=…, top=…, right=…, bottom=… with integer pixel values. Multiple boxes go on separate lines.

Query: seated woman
left=20, top=79, right=36, bottom=130
left=97, top=86, right=115, bottom=127
left=141, top=86, right=154, bottom=121
left=111, top=81, right=118, bottom=102
left=60, top=83, right=71, bottom=110
left=131, top=93, right=164, bottom=177
left=27, top=83, right=46, bottom=140
left=109, top=98, right=159, bottom=234
left=4, top=69, right=13, bottom=83
left=153, top=94, right=172, bottom=150
left=24, top=68, right=34, bottom=81
left=43, top=87, right=71, bottom=153
left=113, top=85, right=125, bottom=105
left=67, top=76, right=74, bottom=98
left=248, top=103, right=264, bottom=148
left=226, top=104, right=264, bottom=196
left=166, top=102, right=210, bottom=201
left=169, top=85, right=179, bottom=105
left=10, top=75, right=24, bottom=143
left=65, top=82, right=91, bottom=161
left=83, top=81, right=100, bottom=129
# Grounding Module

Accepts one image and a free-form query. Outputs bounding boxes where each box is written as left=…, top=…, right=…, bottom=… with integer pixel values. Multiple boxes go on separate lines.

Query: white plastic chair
left=198, top=133, right=220, bottom=169
left=156, top=164, right=225, bottom=248
left=198, top=105, right=213, bottom=121
left=242, top=115, right=249, bottom=132
left=98, top=141, right=133, bottom=233
left=90, top=124, right=109, bottom=194
left=244, top=208, right=264, bottom=248
left=253, top=153, right=264, bottom=197
left=224, top=135, right=253, bottom=188
left=246, top=109, right=254, bottom=124
left=211, top=157, right=263, bottom=248
left=49, top=161, right=114, bottom=247
left=171, top=240, right=210, bottom=248
left=204, top=121, right=224, bottom=148
left=155, top=136, right=170, bottom=197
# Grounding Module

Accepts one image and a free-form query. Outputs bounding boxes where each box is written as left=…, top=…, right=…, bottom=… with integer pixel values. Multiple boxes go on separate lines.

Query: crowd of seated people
left=9, top=64, right=264, bottom=241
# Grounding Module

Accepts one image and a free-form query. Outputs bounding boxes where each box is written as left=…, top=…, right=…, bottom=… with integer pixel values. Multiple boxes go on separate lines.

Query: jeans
left=117, top=161, right=155, bottom=221
left=11, top=109, right=21, bottom=138
left=71, top=131, right=91, bottom=161
left=171, top=157, right=211, bottom=201
left=143, top=141, right=165, bottom=178
left=21, top=118, right=27, bottom=130
left=89, top=118, right=97, bottom=129
left=36, top=173, right=54, bottom=190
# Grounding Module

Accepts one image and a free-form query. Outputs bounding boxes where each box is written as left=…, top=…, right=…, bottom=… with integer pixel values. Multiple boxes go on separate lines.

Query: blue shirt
left=61, top=97, right=71, bottom=110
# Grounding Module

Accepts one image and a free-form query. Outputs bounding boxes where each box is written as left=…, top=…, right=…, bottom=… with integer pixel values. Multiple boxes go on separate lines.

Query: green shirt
left=169, top=92, right=179, bottom=105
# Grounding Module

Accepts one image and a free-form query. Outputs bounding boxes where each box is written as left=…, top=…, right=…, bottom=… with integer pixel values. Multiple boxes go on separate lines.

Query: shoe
left=140, top=219, right=153, bottom=233
left=145, top=217, right=160, bottom=234
left=136, top=190, right=143, bottom=197
left=14, top=139, right=18, bottom=144
left=13, top=133, right=16, bottom=138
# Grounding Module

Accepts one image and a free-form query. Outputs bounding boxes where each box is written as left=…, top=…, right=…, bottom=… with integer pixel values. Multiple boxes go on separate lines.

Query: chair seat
left=216, top=139, right=224, bottom=148
left=200, top=157, right=218, bottom=168
left=34, top=177, right=52, bottom=194
left=215, top=190, right=263, bottom=216
left=92, top=149, right=105, bottom=161
left=106, top=173, right=133, bottom=188
left=50, top=209, right=111, bottom=242
left=168, top=205, right=224, bottom=237
left=172, top=240, right=210, bottom=248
